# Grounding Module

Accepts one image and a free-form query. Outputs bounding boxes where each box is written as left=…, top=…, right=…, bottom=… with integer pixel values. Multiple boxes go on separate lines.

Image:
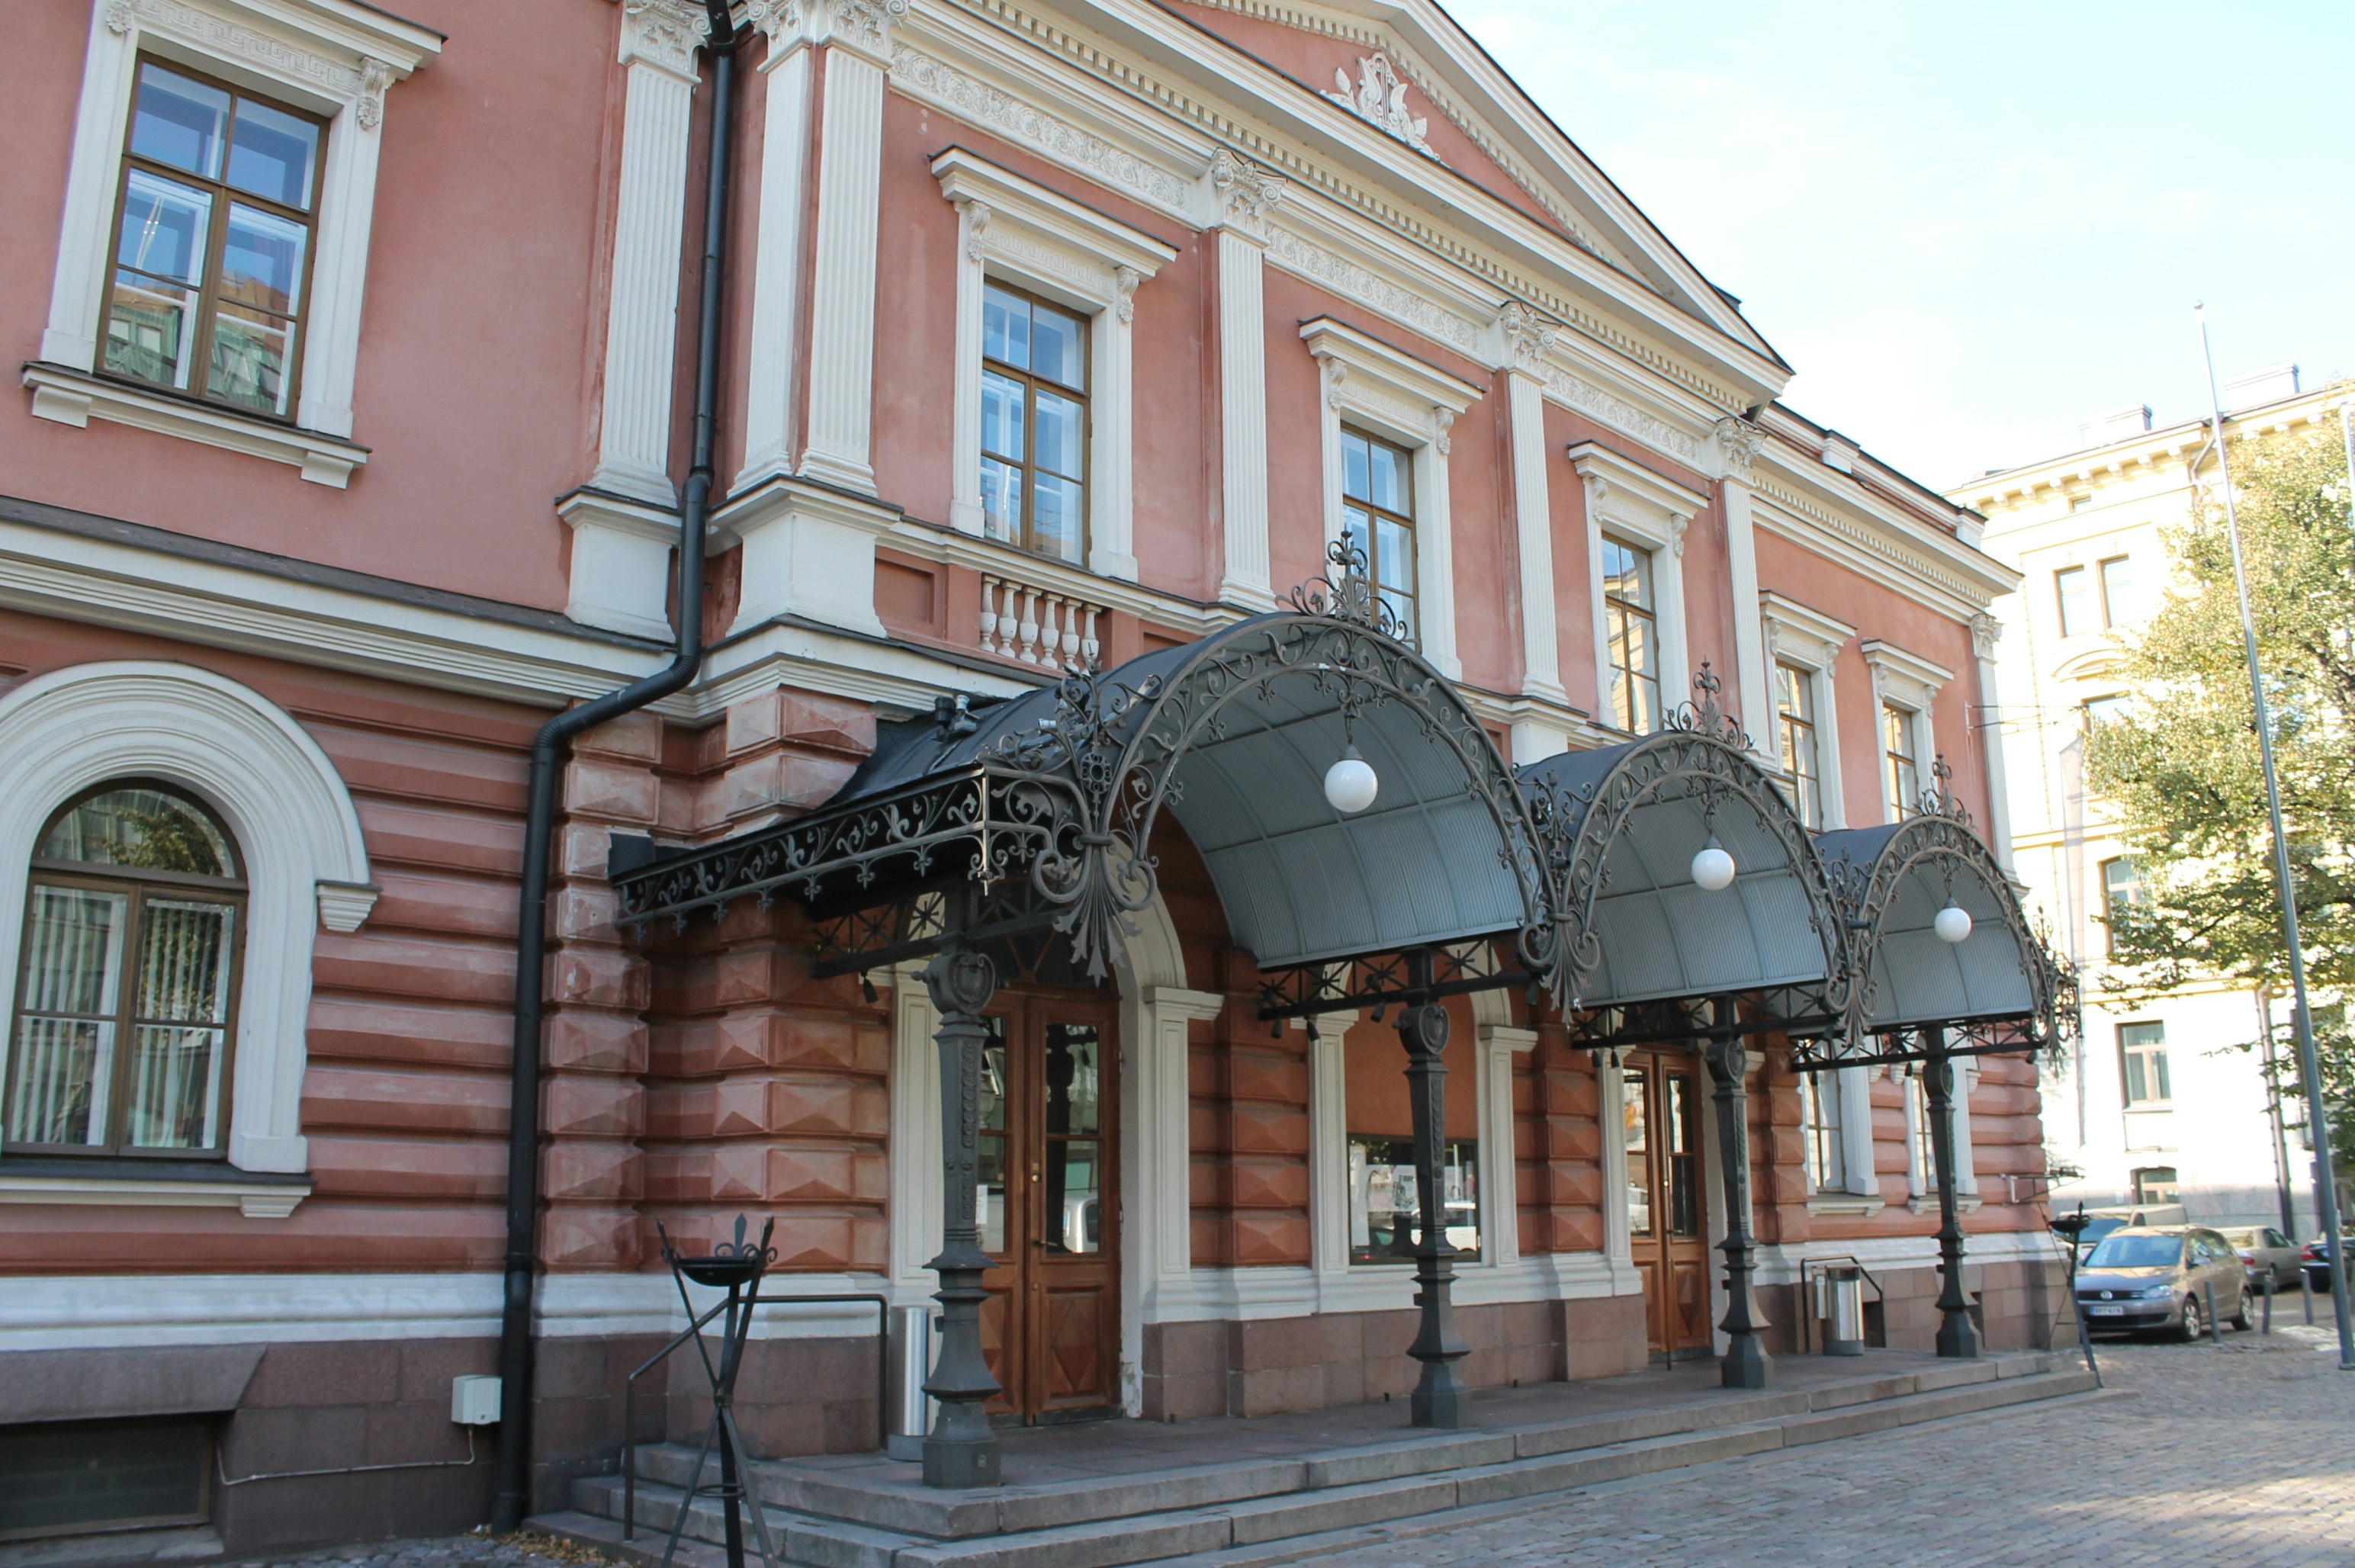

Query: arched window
left=6, top=784, right=246, bottom=1157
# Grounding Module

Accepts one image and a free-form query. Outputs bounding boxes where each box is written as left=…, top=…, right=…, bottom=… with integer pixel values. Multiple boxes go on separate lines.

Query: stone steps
left=542, top=1358, right=2096, bottom=1568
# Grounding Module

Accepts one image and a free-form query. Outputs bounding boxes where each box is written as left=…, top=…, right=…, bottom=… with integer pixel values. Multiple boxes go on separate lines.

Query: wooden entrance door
left=1622, top=1052, right=1712, bottom=1361
left=975, top=994, right=1120, bottom=1421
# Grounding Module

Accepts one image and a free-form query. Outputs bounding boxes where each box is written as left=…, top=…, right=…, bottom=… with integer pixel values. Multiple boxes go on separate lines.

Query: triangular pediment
left=1149, top=0, right=1770, bottom=355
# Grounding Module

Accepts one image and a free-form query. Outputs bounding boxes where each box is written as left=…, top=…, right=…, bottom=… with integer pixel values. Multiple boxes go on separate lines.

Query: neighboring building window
left=2083, top=695, right=2128, bottom=730
left=2055, top=564, right=2092, bottom=637
left=104, top=59, right=323, bottom=419
left=2132, top=1165, right=2180, bottom=1205
left=1775, top=661, right=1824, bottom=828
left=2120, top=1022, right=2170, bottom=1107
left=5, top=785, right=245, bottom=1157
left=1340, top=428, right=1418, bottom=640
left=980, top=282, right=1089, bottom=564
left=1801, top=1071, right=1845, bottom=1193
left=2067, top=493, right=2093, bottom=513
left=2101, top=856, right=2144, bottom=953
left=2098, top=554, right=2135, bottom=626
left=1882, top=702, right=1921, bottom=818
left=1602, top=535, right=1661, bottom=733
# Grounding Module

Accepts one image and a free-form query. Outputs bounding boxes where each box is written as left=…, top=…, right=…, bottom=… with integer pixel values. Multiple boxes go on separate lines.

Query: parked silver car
left=2075, top=1226, right=2253, bottom=1338
left=2220, top=1225, right=2302, bottom=1292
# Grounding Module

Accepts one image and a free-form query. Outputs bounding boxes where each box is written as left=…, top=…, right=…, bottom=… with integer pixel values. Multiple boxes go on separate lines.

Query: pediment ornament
left=1325, top=53, right=1431, bottom=154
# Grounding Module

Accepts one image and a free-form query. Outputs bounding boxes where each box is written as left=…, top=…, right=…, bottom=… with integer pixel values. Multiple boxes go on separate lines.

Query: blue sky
left=1453, top=2, right=2355, bottom=489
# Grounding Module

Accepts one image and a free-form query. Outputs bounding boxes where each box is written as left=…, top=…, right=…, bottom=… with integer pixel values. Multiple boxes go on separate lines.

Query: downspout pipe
left=492, top=0, right=740, bottom=1528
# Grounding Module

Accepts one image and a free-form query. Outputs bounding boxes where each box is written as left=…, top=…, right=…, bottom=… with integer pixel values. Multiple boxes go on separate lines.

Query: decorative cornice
left=1543, top=365, right=1701, bottom=466
left=620, top=0, right=711, bottom=78
left=1714, top=414, right=1766, bottom=484
left=1208, top=148, right=1286, bottom=241
left=891, top=47, right=1194, bottom=214
left=106, top=0, right=433, bottom=99
left=1323, top=53, right=1430, bottom=154
left=1496, top=300, right=1559, bottom=373
left=1265, top=227, right=1478, bottom=354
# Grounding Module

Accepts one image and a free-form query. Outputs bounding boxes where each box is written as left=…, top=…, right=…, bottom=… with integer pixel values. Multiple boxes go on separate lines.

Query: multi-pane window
left=2082, top=695, right=2128, bottom=730
left=979, top=283, right=1088, bottom=564
left=1881, top=702, right=1921, bottom=819
left=1341, top=429, right=1418, bottom=640
left=2101, top=856, right=2144, bottom=954
left=5, top=786, right=244, bottom=1157
left=2055, top=564, right=2092, bottom=637
left=1907, top=1072, right=1938, bottom=1192
left=1602, top=535, right=1661, bottom=733
left=1775, top=661, right=1824, bottom=828
left=2120, top=1022, right=2171, bottom=1107
left=104, top=60, right=323, bottom=419
left=2097, top=555, right=2135, bottom=626
left=1801, top=1072, right=1845, bottom=1193
left=2132, top=1165, right=2180, bottom=1204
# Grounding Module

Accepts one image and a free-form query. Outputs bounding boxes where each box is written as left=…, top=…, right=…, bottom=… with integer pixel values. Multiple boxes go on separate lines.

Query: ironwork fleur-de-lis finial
left=1666, top=662, right=1748, bottom=747
left=1919, top=753, right=1971, bottom=826
left=1286, top=538, right=1407, bottom=640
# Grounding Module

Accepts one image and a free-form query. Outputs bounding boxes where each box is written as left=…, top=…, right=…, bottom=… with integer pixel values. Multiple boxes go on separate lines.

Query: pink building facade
left=0, top=0, right=2050, bottom=1554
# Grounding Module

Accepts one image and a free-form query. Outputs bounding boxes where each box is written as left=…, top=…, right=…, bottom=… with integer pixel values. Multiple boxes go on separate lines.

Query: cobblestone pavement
left=226, top=1529, right=624, bottom=1568
left=1289, top=1329, right=2355, bottom=1566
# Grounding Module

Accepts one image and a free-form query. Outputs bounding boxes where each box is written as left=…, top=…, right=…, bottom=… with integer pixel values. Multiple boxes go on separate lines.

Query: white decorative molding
left=1714, top=415, right=1771, bottom=740
left=1497, top=307, right=1566, bottom=706
left=560, top=488, right=684, bottom=642
left=933, top=149, right=1176, bottom=581
left=715, top=478, right=892, bottom=638
left=1760, top=590, right=1855, bottom=830
left=1569, top=441, right=1708, bottom=731
left=888, top=48, right=1193, bottom=214
left=1863, top=638, right=1953, bottom=822
left=1263, top=227, right=1480, bottom=355
left=747, top=0, right=909, bottom=68
left=1206, top=148, right=1286, bottom=243
left=1218, top=227, right=1273, bottom=608
left=1966, top=616, right=2013, bottom=867
left=314, top=879, right=380, bottom=933
left=799, top=47, right=890, bottom=494
left=0, top=1173, right=310, bottom=1219
left=1714, top=415, right=1766, bottom=484
left=1300, top=317, right=1484, bottom=679
left=1968, top=611, right=2003, bottom=661
left=618, top=0, right=711, bottom=80
left=0, top=664, right=374, bottom=1177
left=1495, top=300, right=1559, bottom=372
left=37, top=0, right=437, bottom=455
left=1323, top=53, right=1430, bottom=153
left=24, top=365, right=368, bottom=487
left=1540, top=365, right=1702, bottom=466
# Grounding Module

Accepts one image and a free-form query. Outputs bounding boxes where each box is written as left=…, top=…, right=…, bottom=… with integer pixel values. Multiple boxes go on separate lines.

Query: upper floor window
left=2082, top=695, right=2128, bottom=730
left=1881, top=702, right=1921, bottom=819
left=980, top=283, right=1088, bottom=565
left=2120, top=1022, right=2170, bottom=1107
left=2055, top=564, right=2093, bottom=637
left=1602, top=535, right=1661, bottom=733
left=1801, top=1071, right=1844, bottom=1193
left=1775, top=661, right=1824, bottom=828
left=105, top=60, right=323, bottom=421
left=2097, top=554, right=2136, bottom=625
left=1341, top=428, right=1418, bottom=641
left=5, top=785, right=245, bottom=1158
left=2101, top=856, right=2144, bottom=953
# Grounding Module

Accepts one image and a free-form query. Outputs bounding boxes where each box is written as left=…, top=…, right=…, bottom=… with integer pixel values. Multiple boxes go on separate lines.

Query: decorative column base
left=1399, top=998, right=1470, bottom=1428
left=1704, top=1001, right=1772, bottom=1390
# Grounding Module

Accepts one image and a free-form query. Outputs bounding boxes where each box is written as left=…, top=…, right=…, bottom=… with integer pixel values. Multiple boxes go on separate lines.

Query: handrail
left=622, top=1291, right=893, bottom=1542
left=1795, top=1254, right=1885, bottom=1355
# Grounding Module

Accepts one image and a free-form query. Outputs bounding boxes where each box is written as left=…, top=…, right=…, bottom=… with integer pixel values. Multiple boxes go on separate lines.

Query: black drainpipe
left=492, top=0, right=739, bottom=1529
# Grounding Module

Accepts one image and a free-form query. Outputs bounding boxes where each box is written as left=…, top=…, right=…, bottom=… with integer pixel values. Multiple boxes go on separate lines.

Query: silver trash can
left=1821, top=1266, right=1866, bottom=1356
left=886, top=1306, right=934, bottom=1460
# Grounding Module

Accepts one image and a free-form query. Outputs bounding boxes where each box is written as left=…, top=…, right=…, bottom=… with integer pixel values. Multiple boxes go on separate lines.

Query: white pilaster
left=946, top=199, right=991, bottom=536
left=1417, top=410, right=1461, bottom=679
left=1970, top=613, right=2014, bottom=868
left=1207, top=152, right=1284, bottom=609
left=559, top=490, right=685, bottom=639
left=1496, top=306, right=1565, bottom=705
left=732, top=31, right=814, bottom=492
left=1475, top=1024, right=1537, bottom=1269
left=798, top=43, right=889, bottom=494
left=1096, top=266, right=1142, bottom=580
left=589, top=2, right=710, bottom=506
left=1715, top=417, right=1771, bottom=744
left=718, top=481, right=892, bottom=637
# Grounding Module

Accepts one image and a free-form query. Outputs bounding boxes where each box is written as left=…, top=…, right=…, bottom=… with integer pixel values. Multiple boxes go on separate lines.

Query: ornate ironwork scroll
left=1256, top=936, right=1530, bottom=1024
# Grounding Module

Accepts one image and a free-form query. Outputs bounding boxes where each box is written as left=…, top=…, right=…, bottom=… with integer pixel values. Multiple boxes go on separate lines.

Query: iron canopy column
left=1702, top=994, right=1771, bottom=1388
left=1921, top=1030, right=1982, bottom=1359
left=1397, top=971, right=1470, bottom=1428
left=921, top=942, right=1003, bottom=1487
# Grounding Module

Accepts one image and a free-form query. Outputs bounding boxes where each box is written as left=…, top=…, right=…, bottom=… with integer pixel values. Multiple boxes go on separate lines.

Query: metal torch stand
left=660, top=1235, right=782, bottom=1568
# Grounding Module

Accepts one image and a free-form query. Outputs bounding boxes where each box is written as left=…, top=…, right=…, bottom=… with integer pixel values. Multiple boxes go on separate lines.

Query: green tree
left=2088, top=424, right=2355, bottom=1142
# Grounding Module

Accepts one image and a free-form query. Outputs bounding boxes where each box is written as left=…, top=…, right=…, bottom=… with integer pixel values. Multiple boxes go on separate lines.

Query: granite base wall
left=1757, top=1255, right=2074, bottom=1357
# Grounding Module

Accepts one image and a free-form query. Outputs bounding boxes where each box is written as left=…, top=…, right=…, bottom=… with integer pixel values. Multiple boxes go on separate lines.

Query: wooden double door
left=976, top=993, right=1120, bottom=1422
left=1622, top=1051, right=1713, bottom=1361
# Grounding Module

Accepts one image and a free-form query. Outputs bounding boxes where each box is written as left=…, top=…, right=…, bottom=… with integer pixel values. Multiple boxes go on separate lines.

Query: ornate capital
left=1969, top=612, right=2002, bottom=660
left=1714, top=414, right=1766, bottom=484
left=620, top=0, right=712, bottom=78
left=1209, top=149, right=1285, bottom=242
left=355, top=57, right=390, bottom=129
left=1319, top=355, right=1348, bottom=411
left=922, top=946, right=998, bottom=1020
left=1496, top=300, right=1557, bottom=373
left=957, top=198, right=992, bottom=262
left=1324, top=53, right=1431, bottom=154
left=1431, top=406, right=1456, bottom=458
left=743, top=0, right=909, bottom=66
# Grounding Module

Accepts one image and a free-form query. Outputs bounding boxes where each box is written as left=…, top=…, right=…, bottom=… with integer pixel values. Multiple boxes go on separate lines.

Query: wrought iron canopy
left=609, top=543, right=1556, bottom=985
left=1518, top=669, right=1852, bottom=1030
left=1798, top=766, right=2075, bottom=1072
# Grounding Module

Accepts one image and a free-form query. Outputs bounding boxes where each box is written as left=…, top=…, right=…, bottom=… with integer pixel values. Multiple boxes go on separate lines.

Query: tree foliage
left=2087, top=424, right=2355, bottom=1136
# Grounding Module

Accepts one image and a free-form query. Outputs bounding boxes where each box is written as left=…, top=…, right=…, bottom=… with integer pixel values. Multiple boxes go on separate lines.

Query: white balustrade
left=980, top=572, right=1102, bottom=670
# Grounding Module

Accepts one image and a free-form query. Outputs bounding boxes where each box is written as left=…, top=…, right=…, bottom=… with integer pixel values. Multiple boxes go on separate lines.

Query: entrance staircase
left=540, top=1350, right=2099, bottom=1568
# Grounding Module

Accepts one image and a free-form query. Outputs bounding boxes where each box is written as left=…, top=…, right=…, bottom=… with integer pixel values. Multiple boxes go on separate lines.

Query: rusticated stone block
left=542, top=1141, right=641, bottom=1203
left=709, top=1075, right=887, bottom=1139
left=551, top=882, right=624, bottom=942
left=1229, top=1212, right=1309, bottom=1266
left=642, top=1082, right=713, bottom=1139
left=557, top=820, right=614, bottom=879
left=767, top=1145, right=888, bottom=1204
left=723, top=750, right=860, bottom=823
left=1229, top=1102, right=1308, bottom=1155
left=541, top=1208, right=637, bottom=1271
left=545, top=1011, right=647, bottom=1074
left=544, top=1075, right=644, bottom=1138
left=563, top=758, right=660, bottom=824
left=1226, top=1048, right=1308, bottom=1104
left=1229, top=1158, right=1309, bottom=1210
left=574, top=709, right=662, bottom=765
left=726, top=689, right=877, bottom=759
left=550, top=948, right=651, bottom=1011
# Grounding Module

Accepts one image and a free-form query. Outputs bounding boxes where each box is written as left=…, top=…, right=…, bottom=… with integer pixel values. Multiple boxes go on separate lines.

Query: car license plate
left=2089, top=1304, right=2125, bottom=1316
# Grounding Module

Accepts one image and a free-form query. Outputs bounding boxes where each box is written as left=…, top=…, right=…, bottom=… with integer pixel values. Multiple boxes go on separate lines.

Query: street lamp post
left=2194, top=305, right=2355, bottom=1370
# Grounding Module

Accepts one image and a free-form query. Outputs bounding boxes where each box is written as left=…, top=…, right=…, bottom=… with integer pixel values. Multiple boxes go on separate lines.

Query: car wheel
left=2179, top=1294, right=2204, bottom=1342
left=2232, top=1287, right=2253, bottom=1331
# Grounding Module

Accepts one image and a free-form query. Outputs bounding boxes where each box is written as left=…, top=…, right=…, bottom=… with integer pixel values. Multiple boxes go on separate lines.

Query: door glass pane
left=1666, top=1075, right=1701, bottom=1239
left=1042, top=1026, right=1100, bottom=1136
left=227, top=97, right=320, bottom=208
left=977, top=1136, right=1007, bottom=1255
left=8, top=887, right=130, bottom=1147
left=1622, top=1069, right=1652, bottom=1236
left=130, top=64, right=230, bottom=178
left=1044, top=1137, right=1100, bottom=1255
left=980, top=1027, right=1007, bottom=1133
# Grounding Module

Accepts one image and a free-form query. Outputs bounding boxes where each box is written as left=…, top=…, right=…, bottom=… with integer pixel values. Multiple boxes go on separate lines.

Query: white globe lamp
left=1934, top=902, right=1974, bottom=944
left=1690, top=835, right=1737, bottom=892
left=1324, top=747, right=1378, bottom=815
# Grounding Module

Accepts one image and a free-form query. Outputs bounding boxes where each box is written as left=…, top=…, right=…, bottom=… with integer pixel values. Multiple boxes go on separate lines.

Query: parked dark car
left=2305, top=1236, right=2346, bottom=1292
left=2075, top=1226, right=2252, bottom=1338
left=2221, top=1226, right=2302, bottom=1291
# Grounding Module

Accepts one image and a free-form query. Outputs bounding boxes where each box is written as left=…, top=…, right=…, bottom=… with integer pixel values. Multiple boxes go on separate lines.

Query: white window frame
left=26, top=0, right=439, bottom=487
left=0, top=664, right=375, bottom=1213
left=1568, top=442, right=1706, bottom=731
left=1760, top=593, right=1855, bottom=831
left=937, top=149, right=1177, bottom=585
left=1902, top=1062, right=1981, bottom=1213
left=1300, top=317, right=1483, bottom=680
left=1804, top=1064, right=1881, bottom=1214
left=1860, top=639, right=1952, bottom=824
